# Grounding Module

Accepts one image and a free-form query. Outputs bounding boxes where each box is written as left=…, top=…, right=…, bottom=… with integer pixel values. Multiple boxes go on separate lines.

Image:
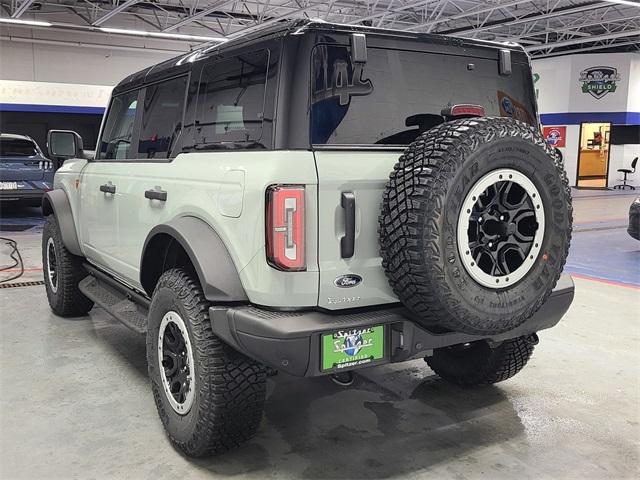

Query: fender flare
left=140, top=216, right=248, bottom=303
left=42, top=189, right=82, bottom=256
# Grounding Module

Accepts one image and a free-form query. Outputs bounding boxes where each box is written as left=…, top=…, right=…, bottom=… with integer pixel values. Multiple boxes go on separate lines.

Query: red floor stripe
left=569, top=273, right=640, bottom=290
left=0, top=267, right=43, bottom=273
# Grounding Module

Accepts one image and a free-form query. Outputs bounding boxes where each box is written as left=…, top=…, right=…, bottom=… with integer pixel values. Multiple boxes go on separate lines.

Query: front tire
left=42, top=215, right=93, bottom=316
left=426, top=335, right=537, bottom=387
left=147, top=268, right=267, bottom=457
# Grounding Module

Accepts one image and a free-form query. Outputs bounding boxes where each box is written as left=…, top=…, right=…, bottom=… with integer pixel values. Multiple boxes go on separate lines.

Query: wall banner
left=543, top=126, right=567, bottom=148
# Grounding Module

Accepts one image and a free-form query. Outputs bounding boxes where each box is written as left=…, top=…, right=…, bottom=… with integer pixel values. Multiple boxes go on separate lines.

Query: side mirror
left=47, top=130, right=84, bottom=160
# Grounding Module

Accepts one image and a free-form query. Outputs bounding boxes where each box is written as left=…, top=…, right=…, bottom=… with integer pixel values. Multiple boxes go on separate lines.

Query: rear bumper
left=0, top=189, right=46, bottom=204
left=211, top=274, right=575, bottom=377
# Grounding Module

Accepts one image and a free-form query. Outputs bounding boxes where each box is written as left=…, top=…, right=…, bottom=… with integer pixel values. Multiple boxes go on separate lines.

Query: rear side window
left=195, top=50, right=270, bottom=147
left=138, top=76, right=187, bottom=159
left=99, top=90, right=139, bottom=160
left=310, top=45, right=537, bottom=145
left=0, top=138, right=38, bottom=157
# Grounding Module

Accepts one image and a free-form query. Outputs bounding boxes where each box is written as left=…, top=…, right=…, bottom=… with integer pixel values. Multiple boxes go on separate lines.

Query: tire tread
left=42, top=215, right=93, bottom=316
left=149, top=268, right=266, bottom=457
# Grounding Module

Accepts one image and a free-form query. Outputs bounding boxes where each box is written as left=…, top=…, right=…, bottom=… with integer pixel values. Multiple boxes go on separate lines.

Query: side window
left=99, top=90, right=139, bottom=160
left=195, top=50, right=269, bottom=146
left=138, top=76, right=187, bottom=159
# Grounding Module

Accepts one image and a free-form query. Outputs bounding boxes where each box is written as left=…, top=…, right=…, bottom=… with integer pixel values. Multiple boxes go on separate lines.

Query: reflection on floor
left=566, top=189, right=638, bottom=287
left=577, top=178, right=607, bottom=188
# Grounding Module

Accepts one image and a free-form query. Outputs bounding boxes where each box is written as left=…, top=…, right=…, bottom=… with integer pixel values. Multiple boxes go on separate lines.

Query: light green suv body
left=54, top=146, right=406, bottom=309
left=54, top=152, right=312, bottom=306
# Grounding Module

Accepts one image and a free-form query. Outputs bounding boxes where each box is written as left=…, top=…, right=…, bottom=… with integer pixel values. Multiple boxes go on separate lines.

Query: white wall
left=0, top=39, right=177, bottom=86
left=627, top=56, right=640, bottom=112
left=0, top=22, right=188, bottom=90
left=613, top=57, right=640, bottom=189
left=562, top=125, right=581, bottom=187
left=533, top=52, right=640, bottom=188
left=533, top=57, right=572, bottom=114
left=0, top=27, right=186, bottom=129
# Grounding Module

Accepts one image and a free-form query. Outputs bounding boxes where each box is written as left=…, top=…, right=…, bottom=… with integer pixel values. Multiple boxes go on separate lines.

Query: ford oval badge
left=334, top=274, right=362, bottom=288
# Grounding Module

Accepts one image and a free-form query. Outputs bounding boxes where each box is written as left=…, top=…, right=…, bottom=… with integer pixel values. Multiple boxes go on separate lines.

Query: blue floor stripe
left=0, top=103, right=105, bottom=115
left=565, top=226, right=640, bottom=287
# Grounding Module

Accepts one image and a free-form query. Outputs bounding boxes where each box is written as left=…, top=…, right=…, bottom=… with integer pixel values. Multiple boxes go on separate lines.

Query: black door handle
left=99, top=183, right=116, bottom=194
left=340, top=192, right=356, bottom=259
left=145, top=188, right=167, bottom=201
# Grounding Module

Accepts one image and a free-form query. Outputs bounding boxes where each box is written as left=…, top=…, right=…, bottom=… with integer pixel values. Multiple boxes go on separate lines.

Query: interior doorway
left=576, top=122, right=611, bottom=188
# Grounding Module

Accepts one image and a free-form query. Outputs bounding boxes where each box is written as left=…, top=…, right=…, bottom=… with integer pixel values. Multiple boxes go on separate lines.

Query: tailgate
left=0, top=158, right=48, bottom=181
left=314, top=150, right=401, bottom=309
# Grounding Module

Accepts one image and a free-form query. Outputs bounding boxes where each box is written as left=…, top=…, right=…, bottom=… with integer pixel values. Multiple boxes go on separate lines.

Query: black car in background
left=0, top=133, right=54, bottom=208
left=629, top=197, right=640, bottom=241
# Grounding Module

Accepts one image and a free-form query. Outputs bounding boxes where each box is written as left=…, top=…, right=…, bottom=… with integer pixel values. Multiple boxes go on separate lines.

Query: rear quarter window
left=194, top=50, right=271, bottom=148
left=310, top=44, right=536, bottom=146
left=138, top=76, right=188, bottom=159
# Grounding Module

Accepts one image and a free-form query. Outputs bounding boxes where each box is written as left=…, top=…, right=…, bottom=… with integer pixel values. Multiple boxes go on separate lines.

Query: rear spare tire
left=379, top=117, right=572, bottom=335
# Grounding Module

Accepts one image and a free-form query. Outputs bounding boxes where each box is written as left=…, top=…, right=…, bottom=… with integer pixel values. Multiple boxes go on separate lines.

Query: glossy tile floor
left=1, top=191, right=639, bottom=480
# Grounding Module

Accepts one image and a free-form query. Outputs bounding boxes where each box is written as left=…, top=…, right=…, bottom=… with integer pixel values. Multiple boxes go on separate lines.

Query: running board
left=79, top=272, right=149, bottom=334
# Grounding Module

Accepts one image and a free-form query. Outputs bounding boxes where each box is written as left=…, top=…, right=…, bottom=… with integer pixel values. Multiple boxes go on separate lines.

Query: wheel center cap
left=484, top=219, right=516, bottom=238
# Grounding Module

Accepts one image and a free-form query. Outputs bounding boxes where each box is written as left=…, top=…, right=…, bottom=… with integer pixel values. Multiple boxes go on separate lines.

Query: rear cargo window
left=195, top=50, right=270, bottom=148
left=0, top=138, right=38, bottom=157
left=310, top=45, right=536, bottom=145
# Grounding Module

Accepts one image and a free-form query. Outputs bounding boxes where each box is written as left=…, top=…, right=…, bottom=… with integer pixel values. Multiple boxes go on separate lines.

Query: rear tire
left=42, top=215, right=93, bottom=316
left=426, top=335, right=537, bottom=386
left=147, top=268, right=267, bottom=457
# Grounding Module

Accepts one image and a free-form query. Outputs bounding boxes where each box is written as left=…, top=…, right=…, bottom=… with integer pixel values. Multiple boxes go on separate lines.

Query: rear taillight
left=442, top=104, right=486, bottom=118
left=266, top=185, right=305, bottom=271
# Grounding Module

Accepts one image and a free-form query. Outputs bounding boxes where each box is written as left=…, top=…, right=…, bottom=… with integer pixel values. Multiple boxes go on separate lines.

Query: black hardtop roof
left=112, top=19, right=525, bottom=95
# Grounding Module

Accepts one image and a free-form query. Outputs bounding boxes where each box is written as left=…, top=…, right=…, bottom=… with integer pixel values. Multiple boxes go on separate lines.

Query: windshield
left=310, top=44, right=537, bottom=145
left=0, top=138, right=39, bottom=157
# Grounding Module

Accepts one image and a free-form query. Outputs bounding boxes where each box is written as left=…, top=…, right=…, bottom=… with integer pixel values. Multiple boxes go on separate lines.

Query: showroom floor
left=0, top=190, right=638, bottom=480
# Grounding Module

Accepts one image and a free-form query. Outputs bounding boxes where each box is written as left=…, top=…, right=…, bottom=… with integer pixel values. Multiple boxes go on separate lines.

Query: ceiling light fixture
left=100, top=27, right=226, bottom=43
left=605, top=0, right=640, bottom=7
left=0, top=18, right=52, bottom=27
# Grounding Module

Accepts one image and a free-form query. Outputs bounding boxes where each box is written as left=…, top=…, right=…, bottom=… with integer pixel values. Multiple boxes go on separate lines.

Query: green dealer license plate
left=321, top=325, right=385, bottom=372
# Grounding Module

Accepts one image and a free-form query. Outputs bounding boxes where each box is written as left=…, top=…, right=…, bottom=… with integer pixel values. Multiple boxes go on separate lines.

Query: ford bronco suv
left=42, top=20, right=573, bottom=457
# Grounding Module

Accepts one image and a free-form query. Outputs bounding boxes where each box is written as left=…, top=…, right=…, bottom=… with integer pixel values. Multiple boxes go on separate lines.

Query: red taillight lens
left=266, top=185, right=305, bottom=271
left=449, top=104, right=486, bottom=117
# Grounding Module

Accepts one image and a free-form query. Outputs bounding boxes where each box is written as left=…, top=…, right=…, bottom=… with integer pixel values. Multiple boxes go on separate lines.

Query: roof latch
left=350, top=33, right=367, bottom=63
left=499, top=49, right=512, bottom=76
